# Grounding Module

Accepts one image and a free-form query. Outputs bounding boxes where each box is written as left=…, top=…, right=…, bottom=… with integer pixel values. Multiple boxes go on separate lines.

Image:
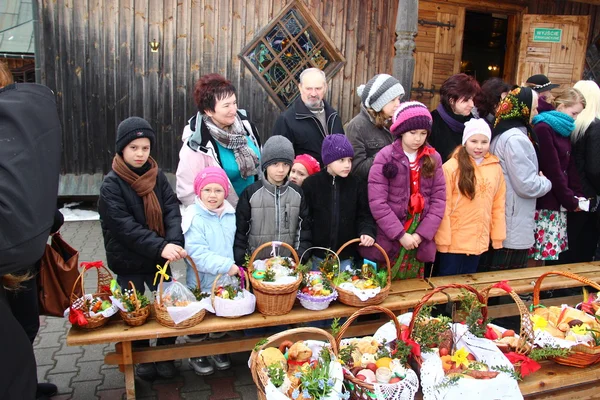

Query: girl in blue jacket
left=182, top=166, right=240, bottom=376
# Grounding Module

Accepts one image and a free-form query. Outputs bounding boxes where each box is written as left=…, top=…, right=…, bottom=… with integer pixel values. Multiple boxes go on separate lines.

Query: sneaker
left=185, top=334, right=208, bottom=343
left=135, top=363, right=157, bottom=381
left=210, top=354, right=231, bottom=370
left=155, top=361, right=178, bottom=379
left=189, top=357, right=215, bottom=376
left=36, top=382, right=58, bottom=399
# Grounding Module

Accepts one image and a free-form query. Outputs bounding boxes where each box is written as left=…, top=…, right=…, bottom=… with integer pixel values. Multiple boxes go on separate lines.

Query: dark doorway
left=460, top=12, right=508, bottom=83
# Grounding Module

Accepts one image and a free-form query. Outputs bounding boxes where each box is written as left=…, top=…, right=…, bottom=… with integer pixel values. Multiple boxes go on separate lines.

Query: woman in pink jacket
left=366, top=102, right=446, bottom=279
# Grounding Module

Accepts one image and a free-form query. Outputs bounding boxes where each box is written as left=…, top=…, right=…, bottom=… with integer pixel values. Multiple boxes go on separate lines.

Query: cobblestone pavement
left=35, top=221, right=258, bottom=400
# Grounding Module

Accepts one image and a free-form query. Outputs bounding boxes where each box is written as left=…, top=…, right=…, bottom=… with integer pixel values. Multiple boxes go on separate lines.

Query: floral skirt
left=529, top=209, right=568, bottom=261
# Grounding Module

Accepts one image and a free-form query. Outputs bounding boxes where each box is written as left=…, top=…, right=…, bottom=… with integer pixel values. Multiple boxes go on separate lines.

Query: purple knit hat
left=390, top=101, right=432, bottom=137
left=321, top=134, right=354, bottom=166
left=194, top=166, right=230, bottom=198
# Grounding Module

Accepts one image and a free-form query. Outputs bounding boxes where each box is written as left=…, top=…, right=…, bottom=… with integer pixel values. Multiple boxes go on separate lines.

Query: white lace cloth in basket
left=534, top=329, right=583, bottom=348
left=338, top=282, right=381, bottom=301
left=373, top=368, right=419, bottom=400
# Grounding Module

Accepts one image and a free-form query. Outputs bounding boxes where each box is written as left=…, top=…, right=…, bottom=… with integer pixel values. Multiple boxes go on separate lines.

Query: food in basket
left=439, top=347, right=499, bottom=380
left=252, top=256, right=297, bottom=283
left=330, top=262, right=387, bottom=292
left=159, top=280, right=198, bottom=307
left=190, top=287, right=210, bottom=301
left=109, top=280, right=149, bottom=312
left=532, top=305, right=600, bottom=346
left=300, top=271, right=332, bottom=297
left=83, top=297, right=112, bottom=313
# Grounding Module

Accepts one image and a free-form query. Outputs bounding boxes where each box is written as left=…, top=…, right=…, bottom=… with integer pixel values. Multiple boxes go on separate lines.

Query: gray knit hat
left=115, top=116, right=156, bottom=154
left=356, top=74, right=405, bottom=112
left=261, top=135, right=295, bottom=172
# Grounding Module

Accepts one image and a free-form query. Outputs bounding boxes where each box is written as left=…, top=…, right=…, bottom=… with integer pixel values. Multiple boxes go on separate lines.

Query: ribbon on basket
left=81, top=261, right=103, bottom=270
left=492, top=280, right=513, bottom=293
left=153, top=263, right=171, bottom=286
left=69, top=307, right=88, bottom=326
left=270, top=241, right=283, bottom=257
left=400, top=329, right=421, bottom=358
left=484, top=325, right=499, bottom=340
left=504, top=352, right=541, bottom=377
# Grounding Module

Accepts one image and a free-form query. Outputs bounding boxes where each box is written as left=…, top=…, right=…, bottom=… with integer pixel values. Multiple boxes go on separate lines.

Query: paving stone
left=97, top=388, right=126, bottom=400
left=235, top=384, right=259, bottom=400
left=45, top=371, right=77, bottom=394
left=43, top=316, right=68, bottom=332
left=98, top=366, right=132, bottom=391
left=55, top=342, right=84, bottom=356
left=154, top=381, right=185, bottom=400
left=181, top=391, right=212, bottom=400
left=49, top=354, right=82, bottom=374
left=71, top=379, right=101, bottom=400
left=179, top=370, right=211, bottom=393
left=36, top=331, right=65, bottom=348
left=205, top=376, right=240, bottom=400
left=37, top=364, right=54, bottom=382
left=82, top=343, right=109, bottom=361
left=34, top=346, right=60, bottom=366
left=232, top=365, right=254, bottom=387
left=72, top=360, right=105, bottom=382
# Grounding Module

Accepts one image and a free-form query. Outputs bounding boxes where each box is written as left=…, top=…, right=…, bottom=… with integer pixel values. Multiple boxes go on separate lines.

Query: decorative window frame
left=239, top=0, right=345, bottom=110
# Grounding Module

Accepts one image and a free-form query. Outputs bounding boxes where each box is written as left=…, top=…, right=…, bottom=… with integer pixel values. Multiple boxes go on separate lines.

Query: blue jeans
left=438, top=253, right=480, bottom=276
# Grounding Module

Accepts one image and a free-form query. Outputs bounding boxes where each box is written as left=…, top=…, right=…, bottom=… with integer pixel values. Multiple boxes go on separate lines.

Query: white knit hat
left=462, top=118, right=491, bottom=145
left=356, top=74, right=405, bottom=112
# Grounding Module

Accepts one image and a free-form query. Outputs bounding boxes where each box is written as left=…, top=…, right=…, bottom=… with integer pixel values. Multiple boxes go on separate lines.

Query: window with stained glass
left=240, top=0, right=345, bottom=109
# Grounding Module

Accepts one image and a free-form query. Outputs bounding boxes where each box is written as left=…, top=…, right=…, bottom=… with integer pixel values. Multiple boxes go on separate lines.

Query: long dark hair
left=455, top=145, right=476, bottom=200
left=475, top=78, right=510, bottom=118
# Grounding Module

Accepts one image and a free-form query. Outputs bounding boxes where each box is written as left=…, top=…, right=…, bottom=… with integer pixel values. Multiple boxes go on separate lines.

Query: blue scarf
left=532, top=111, right=575, bottom=137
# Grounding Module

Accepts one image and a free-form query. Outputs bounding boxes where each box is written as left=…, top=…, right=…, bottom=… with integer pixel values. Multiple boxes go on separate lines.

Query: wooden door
left=411, top=1, right=465, bottom=110
left=516, top=15, right=590, bottom=89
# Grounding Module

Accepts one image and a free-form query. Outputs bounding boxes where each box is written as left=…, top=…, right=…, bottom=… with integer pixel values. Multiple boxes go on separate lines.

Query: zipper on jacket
left=296, top=113, right=327, bottom=138
left=275, top=186, right=281, bottom=241
left=329, top=175, right=339, bottom=250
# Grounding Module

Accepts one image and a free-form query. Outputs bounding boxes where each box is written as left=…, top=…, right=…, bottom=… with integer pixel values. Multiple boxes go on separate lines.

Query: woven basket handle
left=334, top=305, right=402, bottom=346
left=158, top=256, right=201, bottom=300
left=533, top=270, right=600, bottom=306
left=407, top=284, right=487, bottom=338
left=70, top=261, right=112, bottom=304
left=210, top=270, right=250, bottom=307
left=335, top=239, right=391, bottom=288
left=250, top=327, right=339, bottom=391
left=480, top=283, right=534, bottom=355
left=247, top=241, right=300, bottom=272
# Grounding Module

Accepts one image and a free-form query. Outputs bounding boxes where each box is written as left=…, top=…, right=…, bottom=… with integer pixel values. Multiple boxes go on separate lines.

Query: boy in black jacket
left=302, top=134, right=377, bottom=268
left=98, top=117, right=186, bottom=381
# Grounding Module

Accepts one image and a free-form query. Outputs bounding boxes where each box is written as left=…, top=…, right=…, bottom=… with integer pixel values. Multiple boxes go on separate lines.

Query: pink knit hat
left=193, top=167, right=229, bottom=198
left=294, top=154, right=321, bottom=175
left=390, top=101, right=432, bottom=137
left=462, top=118, right=491, bottom=145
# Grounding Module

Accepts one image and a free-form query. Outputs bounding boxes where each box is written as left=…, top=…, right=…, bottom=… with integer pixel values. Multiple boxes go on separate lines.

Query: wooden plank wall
left=37, top=0, right=398, bottom=176
left=527, top=0, right=600, bottom=43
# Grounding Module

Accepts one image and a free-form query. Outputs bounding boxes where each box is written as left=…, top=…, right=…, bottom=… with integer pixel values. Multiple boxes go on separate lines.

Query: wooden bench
left=66, top=262, right=600, bottom=399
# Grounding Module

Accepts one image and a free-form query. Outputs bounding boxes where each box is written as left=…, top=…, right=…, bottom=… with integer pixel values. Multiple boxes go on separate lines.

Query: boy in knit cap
left=182, top=166, right=240, bottom=375
left=289, top=153, right=321, bottom=186
left=303, top=134, right=377, bottom=268
left=234, top=135, right=311, bottom=264
left=98, top=116, right=185, bottom=381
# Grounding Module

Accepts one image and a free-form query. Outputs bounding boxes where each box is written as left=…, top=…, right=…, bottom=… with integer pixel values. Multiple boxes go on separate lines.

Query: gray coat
left=490, top=127, right=552, bottom=249
left=234, top=178, right=311, bottom=265
left=346, top=108, right=394, bottom=181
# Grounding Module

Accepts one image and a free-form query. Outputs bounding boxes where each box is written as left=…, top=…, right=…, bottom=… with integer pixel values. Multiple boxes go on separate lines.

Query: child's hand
left=412, top=233, right=422, bottom=245
left=228, top=264, right=240, bottom=276
left=359, top=235, right=375, bottom=247
left=161, top=243, right=186, bottom=261
left=399, top=233, right=419, bottom=250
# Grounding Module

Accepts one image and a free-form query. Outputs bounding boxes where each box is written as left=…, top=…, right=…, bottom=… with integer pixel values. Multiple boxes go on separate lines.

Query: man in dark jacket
left=272, top=68, right=344, bottom=167
left=0, top=82, right=62, bottom=400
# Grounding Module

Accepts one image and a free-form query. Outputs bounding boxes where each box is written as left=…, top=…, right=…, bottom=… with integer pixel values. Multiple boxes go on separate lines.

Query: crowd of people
left=3, top=58, right=600, bottom=397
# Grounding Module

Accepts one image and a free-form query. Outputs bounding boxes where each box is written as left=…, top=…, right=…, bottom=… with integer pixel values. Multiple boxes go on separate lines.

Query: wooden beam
left=423, top=0, right=527, bottom=14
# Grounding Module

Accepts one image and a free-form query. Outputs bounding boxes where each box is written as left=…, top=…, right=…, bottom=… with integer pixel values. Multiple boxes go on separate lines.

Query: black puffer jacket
left=573, top=119, right=600, bottom=199
left=0, top=83, right=61, bottom=275
left=302, top=170, right=377, bottom=260
left=272, top=97, right=344, bottom=167
left=98, top=167, right=184, bottom=276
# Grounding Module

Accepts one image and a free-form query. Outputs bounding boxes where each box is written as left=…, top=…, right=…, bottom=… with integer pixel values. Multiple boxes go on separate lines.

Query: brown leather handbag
left=38, top=232, right=81, bottom=317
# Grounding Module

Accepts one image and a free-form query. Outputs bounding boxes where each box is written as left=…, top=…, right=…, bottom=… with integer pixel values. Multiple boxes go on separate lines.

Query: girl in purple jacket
left=366, top=102, right=446, bottom=279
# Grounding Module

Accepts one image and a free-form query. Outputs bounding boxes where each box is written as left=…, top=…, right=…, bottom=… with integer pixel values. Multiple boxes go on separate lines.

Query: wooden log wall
left=527, top=0, right=600, bottom=43
left=37, top=0, right=398, bottom=176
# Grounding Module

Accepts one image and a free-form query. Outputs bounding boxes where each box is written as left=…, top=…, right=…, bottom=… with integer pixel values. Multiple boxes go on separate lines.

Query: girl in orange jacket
left=435, top=118, right=506, bottom=275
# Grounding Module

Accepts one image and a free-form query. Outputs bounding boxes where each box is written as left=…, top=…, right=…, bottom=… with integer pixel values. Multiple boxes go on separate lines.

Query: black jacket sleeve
left=356, top=180, right=377, bottom=238
left=296, top=189, right=312, bottom=257
left=51, top=209, right=65, bottom=234
left=98, top=176, right=168, bottom=261
left=272, top=114, right=293, bottom=143
left=581, top=121, right=600, bottom=196
left=159, top=171, right=184, bottom=248
left=234, top=186, right=252, bottom=266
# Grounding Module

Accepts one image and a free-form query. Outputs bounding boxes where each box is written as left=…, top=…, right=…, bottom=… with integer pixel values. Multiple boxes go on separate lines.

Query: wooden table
left=66, top=262, right=600, bottom=399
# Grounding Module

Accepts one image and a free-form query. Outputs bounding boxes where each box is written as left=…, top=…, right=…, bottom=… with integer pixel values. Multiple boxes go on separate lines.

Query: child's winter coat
left=182, top=198, right=237, bottom=292
left=435, top=152, right=506, bottom=255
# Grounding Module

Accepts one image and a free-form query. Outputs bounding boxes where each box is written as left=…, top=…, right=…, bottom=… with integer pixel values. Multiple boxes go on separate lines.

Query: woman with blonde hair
left=530, top=88, right=586, bottom=262
left=560, top=80, right=600, bottom=263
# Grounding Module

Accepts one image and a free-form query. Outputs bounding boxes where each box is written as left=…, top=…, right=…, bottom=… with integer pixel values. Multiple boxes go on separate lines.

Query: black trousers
left=0, top=283, right=37, bottom=399
left=7, top=264, right=40, bottom=344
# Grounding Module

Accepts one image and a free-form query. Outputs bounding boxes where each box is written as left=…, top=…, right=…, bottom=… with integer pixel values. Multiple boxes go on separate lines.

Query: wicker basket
left=406, top=283, right=488, bottom=369
left=331, top=239, right=391, bottom=307
left=480, top=282, right=535, bottom=356
left=297, top=247, right=339, bottom=311
left=248, top=241, right=302, bottom=316
left=69, top=261, right=114, bottom=330
left=210, top=268, right=253, bottom=318
left=335, top=305, right=414, bottom=400
left=118, top=280, right=150, bottom=327
left=154, top=256, right=206, bottom=329
left=250, top=327, right=339, bottom=400
left=532, top=270, right=600, bottom=367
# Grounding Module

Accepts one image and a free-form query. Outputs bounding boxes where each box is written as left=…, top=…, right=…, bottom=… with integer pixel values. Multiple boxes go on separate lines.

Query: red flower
left=542, top=251, right=549, bottom=257
left=550, top=214, right=555, bottom=221
left=539, top=229, right=545, bottom=237
left=546, top=242, right=553, bottom=249
left=561, top=243, right=567, bottom=250
left=550, top=249, right=556, bottom=256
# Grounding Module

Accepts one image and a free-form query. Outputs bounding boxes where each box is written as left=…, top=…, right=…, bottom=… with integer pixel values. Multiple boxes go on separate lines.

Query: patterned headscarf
left=492, top=87, right=540, bottom=155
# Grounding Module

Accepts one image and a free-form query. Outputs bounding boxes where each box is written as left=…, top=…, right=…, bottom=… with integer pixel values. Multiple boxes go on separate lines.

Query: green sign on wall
left=533, top=28, right=563, bottom=43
